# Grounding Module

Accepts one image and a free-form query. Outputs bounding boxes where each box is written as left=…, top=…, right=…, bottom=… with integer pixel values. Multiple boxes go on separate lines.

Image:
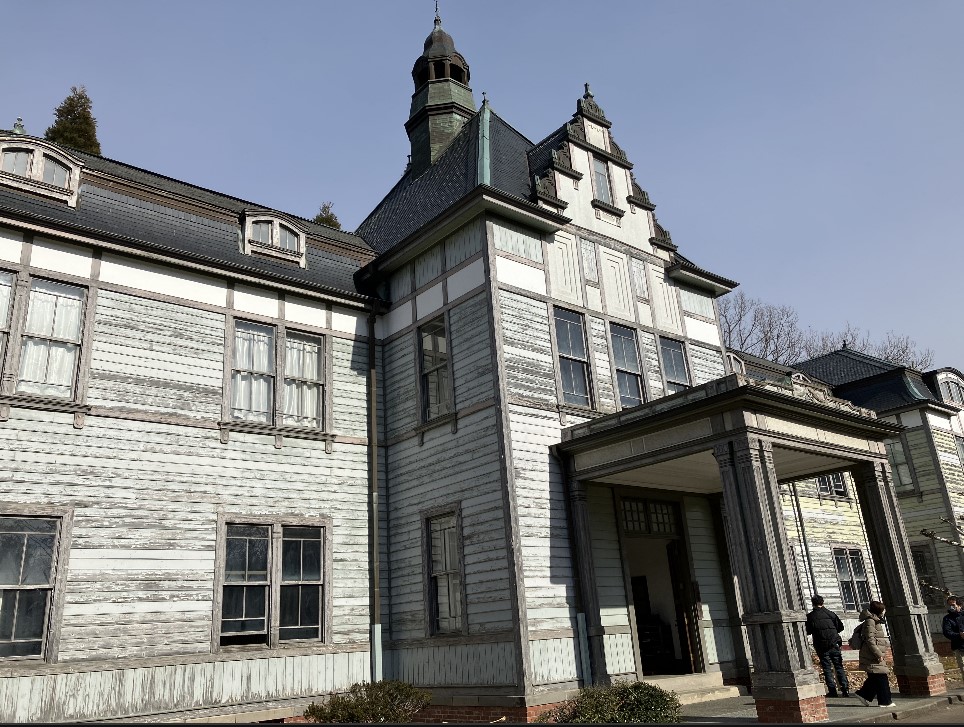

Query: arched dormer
left=0, top=136, right=83, bottom=207
left=240, top=210, right=308, bottom=268
left=727, top=352, right=746, bottom=375
left=934, top=370, right=964, bottom=406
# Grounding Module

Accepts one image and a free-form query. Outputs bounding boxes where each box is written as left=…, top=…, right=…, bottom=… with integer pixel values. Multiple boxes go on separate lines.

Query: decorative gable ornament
left=532, top=171, right=567, bottom=210
left=577, top=83, right=611, bottom=128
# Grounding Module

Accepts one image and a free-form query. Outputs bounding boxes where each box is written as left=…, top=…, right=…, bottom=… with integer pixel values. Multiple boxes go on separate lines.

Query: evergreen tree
left=313, top=201, right=341, bottom=230
left=45, top=86, right=102, bottom=155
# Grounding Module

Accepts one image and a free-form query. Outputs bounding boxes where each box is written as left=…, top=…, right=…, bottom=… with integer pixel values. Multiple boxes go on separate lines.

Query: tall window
left=939, top=379, right=964, bottom=405
left=220, top=522, right=326, bottom=647
left=0, top=272, right=13, bottom=367
left=833, top=547, right=871, bottom=611
left=910, top=544, right=945, bottom=608
left=419, top=316, right=452, bottom=421
left=659, top=338, right=690, bottom=394
left=817, top=472, right=847, bottom=498
left=555, top=308, right=591, bottom=407
left=610, top=323, right=643, bottom=408
left=427, top=513, right=463, bottom=634
left=42, top=157, right=69, bottom=188
left=18, top=280, right=85, bottom=398
left=592, top=157, right=612, bottom=205
left=885, top=439, right=914, bottom=492
left=232, top=322, right=324, bottom=427
left=0, top=516, right=59, bottom=658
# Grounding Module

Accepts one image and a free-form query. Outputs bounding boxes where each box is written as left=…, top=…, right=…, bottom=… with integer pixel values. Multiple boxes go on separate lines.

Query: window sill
left=218, top=420, right=334, bottom=451
left=0, top=170, right=78, bottom=207
left=590, top=199, right=626, bottom=218
left=415, top=411, right=457, bottom=444
left=246, top=240, right=307, bottom=268
left=0, top=393, right=90, bottom=428
left=627, top=194, right=655, bottom=211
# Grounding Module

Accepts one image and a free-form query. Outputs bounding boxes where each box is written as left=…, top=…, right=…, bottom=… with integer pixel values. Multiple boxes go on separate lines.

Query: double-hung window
left=18, top=280, right=85, bottom=399
left=592, top=157, right=613, bottom=205
left=231, top=322, right=325, bottom=428
left=0, top=143, right=79, bottom=205
left=910, top=544, right=945, bottom=608
left=817, top=472, right=847, bottom=498
left=1, top=150, right=31, bottom=177
left=610, top=323, right=643, bottom=408
left=419, top=316, right=452, bottom=421
left=659, top=338, right=690, bottom=394
left=832, top=547, right=871, bottom=611
left=555, top=308, right=591, bottom=407
left=426, top=513, right=463, bottom=634
left=885, top=439, right=914, bottom=492
left=0, top=516, right=60, bottom=658
left=220, top=521, right=326, bottom=647
left=0, top=272, right=13, bottom=366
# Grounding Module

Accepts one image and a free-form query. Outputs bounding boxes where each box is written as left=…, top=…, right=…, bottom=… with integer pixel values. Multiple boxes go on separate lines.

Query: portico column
left=566, top=476, right=609, bottom=685
left=851, top=460, right=946, bottom=696
left=713, top=436, right=827, bottom=724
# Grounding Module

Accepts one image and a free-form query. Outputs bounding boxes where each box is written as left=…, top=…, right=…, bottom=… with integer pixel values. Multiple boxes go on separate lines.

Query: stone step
left=639, top=673, right=743, bottom=705
left=673, top=686, right=744, bottom=705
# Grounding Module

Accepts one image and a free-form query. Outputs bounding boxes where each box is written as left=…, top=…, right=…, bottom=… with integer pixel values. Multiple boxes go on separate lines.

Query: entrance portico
left=554, top=374, right=946, bottom=723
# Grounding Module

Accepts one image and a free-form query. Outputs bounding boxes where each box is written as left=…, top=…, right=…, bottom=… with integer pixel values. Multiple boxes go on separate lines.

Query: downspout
left=368, top=309, right=383, bottom=681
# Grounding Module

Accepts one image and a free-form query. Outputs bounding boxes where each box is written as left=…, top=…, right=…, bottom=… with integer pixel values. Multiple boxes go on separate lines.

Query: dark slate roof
left=834, top=369, right=938, bottom=413
left=730, top=349, right=798, bottom=383
left=0, top=136, right=373, bottom=298
left=795, top=348, right=900, bottom=387
left=356, top=106, right=538, bottom=254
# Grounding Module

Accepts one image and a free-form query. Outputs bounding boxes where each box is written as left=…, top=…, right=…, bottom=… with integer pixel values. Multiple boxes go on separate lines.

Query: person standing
left=853, top=601, right=894, bottom=708
left=806, top=595, right=849, bottom=697
left=942, top=596, right=964, bottom=676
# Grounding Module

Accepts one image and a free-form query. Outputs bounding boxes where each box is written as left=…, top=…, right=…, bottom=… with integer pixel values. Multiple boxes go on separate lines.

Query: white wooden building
left=0, top=13, right=951, bottom=724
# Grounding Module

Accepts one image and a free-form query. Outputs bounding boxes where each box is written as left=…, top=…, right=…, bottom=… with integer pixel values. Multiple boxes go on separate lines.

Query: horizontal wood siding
left=331, top=336, right=369, bottom=438
left=387, top=641, right=516, bottom=686
left=587, top=487, right=630, bottom=629
left=683, top=497, right=733, bottom=667
left=383, top=334, right=417, bottom=440
left=529, top=637, right=582, bottom=685
left=86, top=290, right=224, bottom=419
left=499, top=291, right=556, bottom=407
left=590, top=317, right=616, bottom=413
left=449, top=293, right=494, bottom=410
left=509, top=405, right=576, bottom=633
left=383, top=408, right=513, bottom=643
left=689, top=344, right=725, bottom=386
left=0, top=649, right=369, bottom=722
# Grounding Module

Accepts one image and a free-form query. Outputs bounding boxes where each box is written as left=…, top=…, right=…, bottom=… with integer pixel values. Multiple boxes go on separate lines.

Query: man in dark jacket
left=806, top=595, right=849, bottom=697
left=942, top=596, right=964, bottom=675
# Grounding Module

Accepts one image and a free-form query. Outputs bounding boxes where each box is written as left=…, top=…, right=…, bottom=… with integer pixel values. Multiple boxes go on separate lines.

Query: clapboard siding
left=0, top=408, right=371, bottom=667
left=383, top=334, right=418, bottom=440
left=388, top=641, right=516, bottom=686
left=589, top=317, right=616, bottom=413
left=331, top=336, right=369, bottom=438
left=683, top=497, right=733, bottom=668
left=689, top=344, right=725, bottom=387
left=639, top=331, right=664, bottom=399
left=449, top=293, right=494, bottom=410
left=383, top=407, right=513, bottom=644
left=587, top=487, right=630, bottom=628
left=529, top=637, right=582, bottom=685
left=509, top=405, right=577, bottom=633
left=0, top=649, right=369, bottom=723
left=499, top=290, right=556, bottom=406
left=87, top=290, right=224, bottom=418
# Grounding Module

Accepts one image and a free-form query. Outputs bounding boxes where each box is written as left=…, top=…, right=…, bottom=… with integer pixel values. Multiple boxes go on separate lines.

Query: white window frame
left=816, top=472, right=848, bottom=498
left=591, top=156, right=613, bottom=206
left=213, top=514, right=332, bottom=652
left=241, top=213, right=307, bottom=267
left=938, top=376, right=964, bottom=406
left=0, top=137, right=82, bottom=207
left=886, top=438, right=915, bottom=493
left=659, top=337, right=690, bottom=394
left=610, top=322, right=644, bottom=409
left=554, top=307, right=593, bottom=409
left=832, top=546, right=872, bottom=612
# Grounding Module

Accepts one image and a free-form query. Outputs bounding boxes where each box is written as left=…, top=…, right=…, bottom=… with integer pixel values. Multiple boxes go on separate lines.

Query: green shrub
left=303, top=679, right=431, bottom=723
left=535, top=680, right=682, bottom=724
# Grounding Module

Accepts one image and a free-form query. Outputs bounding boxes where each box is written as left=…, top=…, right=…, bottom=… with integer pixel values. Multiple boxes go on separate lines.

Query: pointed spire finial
left=12, top=117, right=25, bottom=135
left=482, top=91, right=488, bottom=105
left=584, top=82, right=593, bottom=98
left=435, top=0, right=441, bottom=26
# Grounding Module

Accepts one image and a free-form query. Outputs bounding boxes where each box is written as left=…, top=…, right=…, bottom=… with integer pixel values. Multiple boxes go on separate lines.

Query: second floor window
left=231, top=321, right=325, bottom=427
left=419, top=316, right=452, bottom=421
left=833, top=547, right=871, bottom=611
left=939, top=378, right=964, bottom=406
left=18, top=280, right=85, bottom=399
left=885, top=439, right=914, bottom=492
left=555, top=308, right=591, bottom=407
left=610, top=323, right=643, bottom=408
left=659, top=338, right=690, bottom=394
left=817, top=472, right=847, bottom=498
left=592, top=157, right=612, bottom=205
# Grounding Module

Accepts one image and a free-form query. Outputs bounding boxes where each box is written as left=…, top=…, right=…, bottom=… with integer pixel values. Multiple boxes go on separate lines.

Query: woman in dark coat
left=853, top=601, right=894, bottom=708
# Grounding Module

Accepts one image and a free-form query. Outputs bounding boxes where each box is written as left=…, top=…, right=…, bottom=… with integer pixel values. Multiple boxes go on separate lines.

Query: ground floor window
left=832, top=547, right=871, bottom=611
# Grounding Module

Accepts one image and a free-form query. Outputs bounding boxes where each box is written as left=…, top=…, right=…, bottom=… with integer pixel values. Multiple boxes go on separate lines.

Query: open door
left=667, top=540, right=704, bottom=674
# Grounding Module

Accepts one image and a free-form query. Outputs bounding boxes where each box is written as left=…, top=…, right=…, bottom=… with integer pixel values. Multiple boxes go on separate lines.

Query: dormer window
left=939, top=377, right=964, bottom=406
left=241, top=213, right=307, bottom=268
left=592, top=157, right=612, bottom=205
left=0, top=139, right=81, bottom=206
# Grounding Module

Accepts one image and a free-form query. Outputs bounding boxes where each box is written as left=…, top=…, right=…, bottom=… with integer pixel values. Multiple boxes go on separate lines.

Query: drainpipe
left=368, top=310, right=382, bottom=681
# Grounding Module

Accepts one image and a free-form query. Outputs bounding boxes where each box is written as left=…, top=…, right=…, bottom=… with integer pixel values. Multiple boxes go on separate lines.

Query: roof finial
left=482, top=90, right=488, bottom=105
left=584, top=82, right=593, bottom=98
left=842, top=340, right=849, bottom=350
left=435, top=0, right=441, bottom=26
left=12, top=117, right=25, bottom=135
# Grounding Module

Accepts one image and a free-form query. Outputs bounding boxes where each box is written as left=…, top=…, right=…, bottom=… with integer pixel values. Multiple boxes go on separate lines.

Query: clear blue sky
left=4, top=1, right=962, bottom=367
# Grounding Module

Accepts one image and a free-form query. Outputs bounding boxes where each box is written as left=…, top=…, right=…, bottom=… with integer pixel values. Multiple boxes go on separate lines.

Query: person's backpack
left=847, top=623, right=865, bottom=650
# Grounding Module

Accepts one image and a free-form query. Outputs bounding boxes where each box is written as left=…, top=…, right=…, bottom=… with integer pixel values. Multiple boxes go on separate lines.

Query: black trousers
left=817, top=646, right=849, bottom=695
left=856, top=671, right=892, bottom=705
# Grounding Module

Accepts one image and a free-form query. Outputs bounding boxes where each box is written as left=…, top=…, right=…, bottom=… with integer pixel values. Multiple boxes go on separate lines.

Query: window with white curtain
left=1, top=150, right=32, bottom=177
left=17, top=280, right=85, bottom=399
left=231, top=321, right=325, bottom=428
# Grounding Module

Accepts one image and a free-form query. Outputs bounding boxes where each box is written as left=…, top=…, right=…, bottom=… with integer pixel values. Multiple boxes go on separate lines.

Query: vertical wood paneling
left=387, top=642, right=516, bottom=686
left=580, top=239, right=598, bottom=283
left=529, top=637, right=581, bottom=684
left=415, top=245, right=443, bottom=288
left=444, top=218, right=484, bottom=269
left=649, top=266, right=682, bottom=334
left=546, top=232, right=582, bottom=306
left=630, top=258, right=648, bottom=299
left=598, top=248, right=634, bottom=322
left=492, top=219, right=544, bottom=263
left=602, top=632, right=636, bottom=675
